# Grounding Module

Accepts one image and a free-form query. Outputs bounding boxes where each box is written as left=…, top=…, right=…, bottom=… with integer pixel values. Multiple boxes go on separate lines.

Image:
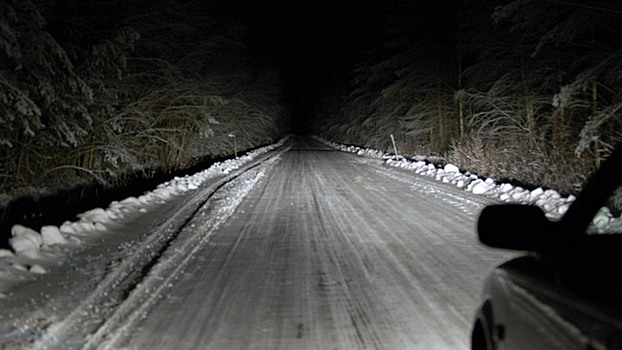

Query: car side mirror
left=478, top=204, right=553, bottom=251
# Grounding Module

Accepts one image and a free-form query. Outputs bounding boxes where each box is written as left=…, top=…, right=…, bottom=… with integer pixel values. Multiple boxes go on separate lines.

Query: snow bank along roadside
left=0, top=137, right=289, bottom=295
left=314, top=136, right=575, bottom=219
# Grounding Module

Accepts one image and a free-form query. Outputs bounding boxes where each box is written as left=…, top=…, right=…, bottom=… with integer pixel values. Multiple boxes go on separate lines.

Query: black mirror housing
left=478, top=204, right=553, bottom=251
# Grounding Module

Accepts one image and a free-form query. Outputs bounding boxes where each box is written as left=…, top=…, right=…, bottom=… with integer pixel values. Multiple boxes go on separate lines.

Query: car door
left=490, top=256, right=591, bottom=350
left=492, top=184, right=622, bottom=350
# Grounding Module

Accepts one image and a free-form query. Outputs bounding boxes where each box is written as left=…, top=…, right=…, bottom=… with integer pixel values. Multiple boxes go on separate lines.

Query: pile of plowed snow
left=316, top=137, right=575, bottom=219
left=0, top=138, right=287, bottom=292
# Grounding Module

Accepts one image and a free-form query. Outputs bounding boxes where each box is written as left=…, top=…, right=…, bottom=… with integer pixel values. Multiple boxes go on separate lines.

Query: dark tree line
left=0, top=0, right=287, bottom=205
left=313, top=0, right=622, bottom=193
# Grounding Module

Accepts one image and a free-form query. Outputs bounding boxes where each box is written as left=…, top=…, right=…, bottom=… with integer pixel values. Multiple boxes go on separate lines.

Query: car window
left=587, top=184, right=622, bottom=234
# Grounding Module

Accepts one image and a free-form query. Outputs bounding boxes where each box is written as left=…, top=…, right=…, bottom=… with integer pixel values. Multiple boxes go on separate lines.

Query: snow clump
left=10, top=225, right=42, bottom=259
left=41, top=226, right=67, bottom=246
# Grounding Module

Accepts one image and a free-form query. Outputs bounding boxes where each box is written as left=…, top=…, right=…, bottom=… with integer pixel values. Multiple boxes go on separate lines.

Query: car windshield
left=587, top=183, right=622, bottom=234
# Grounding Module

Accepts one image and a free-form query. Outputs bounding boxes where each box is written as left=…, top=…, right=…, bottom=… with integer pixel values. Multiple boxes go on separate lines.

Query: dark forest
left=2, top=0, right=622, bottom=208
left=311, top=0, right=622, bottom=194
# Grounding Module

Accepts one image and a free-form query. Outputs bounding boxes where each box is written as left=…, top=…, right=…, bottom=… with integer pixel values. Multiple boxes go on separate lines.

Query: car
left=471, top=146, right=622, bottom=350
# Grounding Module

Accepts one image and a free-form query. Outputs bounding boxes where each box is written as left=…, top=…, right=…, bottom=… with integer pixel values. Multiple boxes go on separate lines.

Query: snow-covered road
left=0, top=136, right=514, bottom=349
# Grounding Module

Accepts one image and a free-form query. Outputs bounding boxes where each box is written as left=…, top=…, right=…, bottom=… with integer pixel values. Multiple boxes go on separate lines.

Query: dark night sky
left=234, top=0, right=389, bottom=131
left=232, top=0, right=457, bottom=132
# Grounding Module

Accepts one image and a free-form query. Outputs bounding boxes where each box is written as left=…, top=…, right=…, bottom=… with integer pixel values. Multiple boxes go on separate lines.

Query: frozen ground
left=0, top=135, right=526, bottom=349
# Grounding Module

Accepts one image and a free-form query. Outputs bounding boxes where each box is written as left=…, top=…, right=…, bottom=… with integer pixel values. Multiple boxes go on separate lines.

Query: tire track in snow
left=82, top=156, right=280, bottom=349
left=29, top=149, right=286, bottom=350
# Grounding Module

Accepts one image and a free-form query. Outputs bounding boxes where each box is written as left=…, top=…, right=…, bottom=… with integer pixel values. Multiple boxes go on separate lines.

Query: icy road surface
left=0, top=136, right=514, bottom=349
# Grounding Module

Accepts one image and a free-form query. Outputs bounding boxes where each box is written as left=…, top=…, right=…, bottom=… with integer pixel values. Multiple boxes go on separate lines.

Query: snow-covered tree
left=0, top=0, right=287, bottom=205
left=1, top=0, right=93, bottom=149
